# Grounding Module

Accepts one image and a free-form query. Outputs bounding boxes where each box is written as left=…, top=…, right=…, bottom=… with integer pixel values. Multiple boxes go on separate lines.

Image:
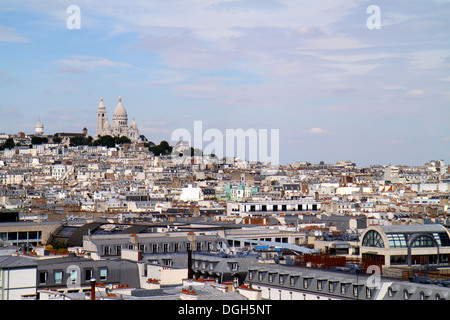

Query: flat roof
left=379, top=224, right=447, bottom=234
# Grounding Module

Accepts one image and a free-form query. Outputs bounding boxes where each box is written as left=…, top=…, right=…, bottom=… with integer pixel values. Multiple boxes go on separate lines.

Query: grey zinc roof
left=379, top=224, right=447, bottom=234
left=0, top=255, right=38, bottom=268
left=244, top=263, right=450, bottom=300
left=384, top=281, right=450, bottom=300
left=37, top=254, right=140, bottom=288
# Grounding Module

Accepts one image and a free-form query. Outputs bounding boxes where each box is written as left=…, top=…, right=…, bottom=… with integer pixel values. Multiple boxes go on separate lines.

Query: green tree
left=115, top=136, right=131, bottom=144
left=3, top=138, right=15, bottom=149
left=149, top=140, right=173, bottom=156
left=93, top=135, right=116, bottom=148
left=31, top=136, right=48, bottom=145
left=70, top=135, right=93, bottom=146
left=53, top=133, right=62, bottom=144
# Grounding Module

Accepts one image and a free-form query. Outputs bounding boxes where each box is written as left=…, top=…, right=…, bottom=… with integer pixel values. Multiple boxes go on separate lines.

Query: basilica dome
left=113, top=96, right=127, bottom=118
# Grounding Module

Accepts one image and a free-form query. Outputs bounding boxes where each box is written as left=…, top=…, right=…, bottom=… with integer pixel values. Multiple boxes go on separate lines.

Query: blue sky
left=0, top=0, right=449, bottom=167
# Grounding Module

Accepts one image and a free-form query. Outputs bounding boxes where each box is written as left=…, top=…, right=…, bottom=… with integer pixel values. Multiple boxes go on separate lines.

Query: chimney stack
left=187, top=249, right=193, bottom=279
left=90, top=278, right=96, bottom=300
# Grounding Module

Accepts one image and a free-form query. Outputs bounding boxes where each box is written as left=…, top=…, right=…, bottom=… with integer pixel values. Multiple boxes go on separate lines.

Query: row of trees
left=1, top=136, right=214, bottom=158
left=0, top=135, right=132, bottom=150
left=69, top=135, right=131, bottom=147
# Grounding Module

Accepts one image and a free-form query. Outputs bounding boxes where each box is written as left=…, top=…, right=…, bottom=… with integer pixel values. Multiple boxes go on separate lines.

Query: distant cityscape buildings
left=0, top=105, right=449, bottom=302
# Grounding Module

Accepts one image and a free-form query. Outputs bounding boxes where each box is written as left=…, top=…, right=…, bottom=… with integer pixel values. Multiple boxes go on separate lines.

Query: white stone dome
left=130, top=117, right=138, bottom=129
left=113, top=96, right=127, bottom=117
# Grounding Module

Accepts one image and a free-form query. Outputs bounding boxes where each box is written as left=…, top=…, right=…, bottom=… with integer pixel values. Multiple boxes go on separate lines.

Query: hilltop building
left=35, top=120, right=44, bottom=136
left=96, top=96, right=140, bottom=142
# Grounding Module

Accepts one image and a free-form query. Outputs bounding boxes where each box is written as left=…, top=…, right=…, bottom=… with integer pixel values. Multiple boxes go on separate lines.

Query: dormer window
left=229, top=262, right=238, bottom=271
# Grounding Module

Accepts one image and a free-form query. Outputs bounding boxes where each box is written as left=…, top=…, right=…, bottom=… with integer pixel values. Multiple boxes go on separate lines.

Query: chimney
left=90, top=278, right=96, bottom=300
left=130, top=233, right=138, bottom=247
left=187, top=249, right=193, bottom=279
left=187, top=232, right=196, bottom=250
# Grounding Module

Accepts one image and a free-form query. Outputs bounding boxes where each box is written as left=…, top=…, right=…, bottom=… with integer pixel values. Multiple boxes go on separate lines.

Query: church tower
left=96, top=97, right=111, bottom=137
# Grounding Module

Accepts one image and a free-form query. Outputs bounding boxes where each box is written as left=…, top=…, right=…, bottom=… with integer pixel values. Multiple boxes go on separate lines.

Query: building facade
left=360, top=224, right=450, bottom=268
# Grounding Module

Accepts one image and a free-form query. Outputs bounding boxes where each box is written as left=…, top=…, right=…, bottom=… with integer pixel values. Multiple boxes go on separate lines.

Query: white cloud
left=406, top=90, right=425, bottom=97
left=59, top=56, right=131, bottom=69
left=0, top=26, right=29, bottom=43
left=302, top=128, right=333, bottom=135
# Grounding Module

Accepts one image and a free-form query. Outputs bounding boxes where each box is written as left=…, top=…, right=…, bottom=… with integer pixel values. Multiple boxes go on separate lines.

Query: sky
left=0, top=0, right=449, bottom=167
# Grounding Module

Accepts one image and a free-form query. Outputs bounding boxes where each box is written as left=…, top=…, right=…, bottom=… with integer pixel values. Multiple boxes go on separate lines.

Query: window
left=388, top=287, right=394, bottom=297
left=290, top=276, right=298, bottom=287
left=353, top=285, right=359, bottom=297
left=54, top=271, right=63, bottom=284
left=268, top=273, right=275, bottom=283
left=197, top=242, right=202, bottom=251
left=163, top=243, right=169, bottom=253
left=303, top=278, right=310, bottom=289
left=329, top=282, right=335, bottom=293
left=233, top=276, right=239, bottom=287
left=362, top=230, right=385, bottom=248
left=163, top=259, right=173, bottom=267
left=317, top=280, right=323, bottom=291
left=340, top=283, right=347, bottom=295
left=412, top=235, right=437, bottom=248
left=230, top=262, right=238, bottom=271
left=85, top=269, right=93, bottom=282
left=99, top=268, right=107, bottom=281
left=258, top=272, right=266, bottom=282
left=152, top=243, right=158, bottom=253
left=366, top=287, right=373, bottom=299
left=39, top=272, right=47, bottom=285
left=70, top=269, right=78, bottom=284
left=139, top=244, right=146, bottom=252
left=279, top=275, right=286, bottom=285
left=403, top=289, right=409, bottom=300
left=420, top=292, right=426, bottom=300
left=174, top=243, right=180, bottom=252
left=435, top=232, right=450, bottom=246
left=386, top=233, right=407, bottom=248
left=435, top=293, right=441, bottom=300
left=116, top=245, right=122, bottom=255
left=103, top=245, right=111, bottom=256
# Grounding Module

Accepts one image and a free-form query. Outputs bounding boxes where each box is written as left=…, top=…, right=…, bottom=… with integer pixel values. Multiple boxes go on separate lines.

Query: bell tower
left=96, top=97, right=110, bottom=137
